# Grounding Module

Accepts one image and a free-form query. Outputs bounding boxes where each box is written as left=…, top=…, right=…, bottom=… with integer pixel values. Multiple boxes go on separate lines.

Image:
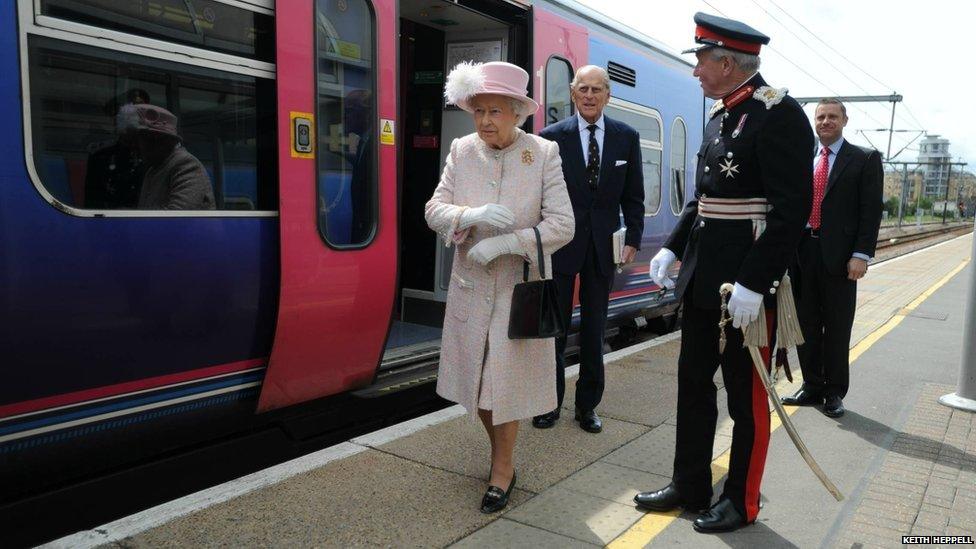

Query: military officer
left=634, top=13, right=814, bottom=533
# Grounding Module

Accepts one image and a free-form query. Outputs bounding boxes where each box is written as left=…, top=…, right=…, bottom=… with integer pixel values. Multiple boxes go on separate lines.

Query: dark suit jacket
left=540, top=115, right=644, bottom=278
left=816, top=140, right=884, bottom=276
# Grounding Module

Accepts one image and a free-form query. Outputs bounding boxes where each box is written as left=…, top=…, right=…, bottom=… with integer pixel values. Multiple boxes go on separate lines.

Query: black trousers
left=554, top=240, right=612, bottom=412
left=673, top=292, right=771, bottom=522
left=794, top=234, right=857, bottom=399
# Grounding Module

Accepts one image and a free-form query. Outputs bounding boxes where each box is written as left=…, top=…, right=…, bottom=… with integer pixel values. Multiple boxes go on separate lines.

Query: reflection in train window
left=670, top=118, right=687, bottom=215
left=40, top=0, right=275, bottom=62
left=606, top=101, right=663, bottom=216
left=27, top=36, right=277, bottom=212
left=315, top=0, right=377, bottom=248
left=642, top=146, right=662, bottom=215
left=545, top=56, right=573, bottom=126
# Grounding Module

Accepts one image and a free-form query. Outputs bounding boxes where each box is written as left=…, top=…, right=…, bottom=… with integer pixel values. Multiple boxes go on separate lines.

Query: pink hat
left=444, top=61, right=539, bottom=116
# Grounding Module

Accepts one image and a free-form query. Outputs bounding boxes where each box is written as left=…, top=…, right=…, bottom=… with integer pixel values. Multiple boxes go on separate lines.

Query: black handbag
left=508, top=227, right=565, bottom=339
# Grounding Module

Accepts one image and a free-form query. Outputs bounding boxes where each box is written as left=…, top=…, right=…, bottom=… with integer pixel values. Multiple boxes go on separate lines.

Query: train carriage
left=0, top=0, right=704, bottom=540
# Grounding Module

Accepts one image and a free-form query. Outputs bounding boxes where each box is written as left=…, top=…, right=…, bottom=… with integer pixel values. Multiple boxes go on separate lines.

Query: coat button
left=769, top=288, right=777, bottom=295
left=714, top=138, right=720, bottom=145
left=773, top=280, right=780, bottom=287
left=726, top=152, right=733, bottom=158
left=490, top=180, right=497, bottom=187
left=699, top=220, right=705, bottom=228
left=704, top=166, right=710, bottom=173
left=485, top=296, right=492, bottom=304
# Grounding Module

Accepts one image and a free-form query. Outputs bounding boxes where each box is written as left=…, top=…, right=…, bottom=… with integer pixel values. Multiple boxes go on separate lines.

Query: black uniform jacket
left=541, top=115, right=645, bottom=278
left=665, top=73, right=814, bottom=309
left=816, top=140, right=884, bottom=276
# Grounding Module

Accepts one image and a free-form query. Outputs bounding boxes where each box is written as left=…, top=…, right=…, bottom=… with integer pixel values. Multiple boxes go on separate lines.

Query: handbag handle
left=522, top=226, right=546, bottom=282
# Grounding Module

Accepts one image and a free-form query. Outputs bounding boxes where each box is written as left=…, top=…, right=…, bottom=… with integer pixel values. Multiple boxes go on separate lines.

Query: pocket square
left=614, top=160, right=627, bottom=166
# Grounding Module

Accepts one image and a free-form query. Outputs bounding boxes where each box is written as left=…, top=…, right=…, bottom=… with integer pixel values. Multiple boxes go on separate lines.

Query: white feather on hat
left=444, top=61, right=486, bottom=107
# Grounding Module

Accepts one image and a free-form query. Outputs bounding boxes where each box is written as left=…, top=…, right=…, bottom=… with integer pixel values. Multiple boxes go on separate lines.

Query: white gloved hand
left=458, top=203, right=515, bottom=231
left=728, top=282, right=763, bottom=329
left=648, top=248, right=676, bottom=289
left=467, top=234, right=521, bottom=266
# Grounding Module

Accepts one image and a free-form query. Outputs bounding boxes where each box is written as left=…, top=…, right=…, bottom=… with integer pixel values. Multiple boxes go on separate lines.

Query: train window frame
left=544, top=55, right=574, bottom=127
left=17, top=0, right=279, bottom=218
left=605, top=98, right=663, bottom=217
left=669, top=117, right=687, bottom=216
left=313, top=0, right=379, bottom=250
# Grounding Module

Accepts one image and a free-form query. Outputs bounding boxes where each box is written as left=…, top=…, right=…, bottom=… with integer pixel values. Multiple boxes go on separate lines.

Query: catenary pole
left=939, top=217, right=976, bottom=412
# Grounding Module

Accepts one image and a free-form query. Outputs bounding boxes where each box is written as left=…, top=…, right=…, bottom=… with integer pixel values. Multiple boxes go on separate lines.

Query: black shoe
left=532, top=409, right=560, bottom=429
left=693, top=499, right=750, bottom=533
left=574, top=408, right=603, bottom=433
left=781, top=388, right=824, bottom=406
left=480, top=471, right=516, bottom=514
left=823, top=396, right=845, bottom=418
left=634, top=483, right=710, bottom=513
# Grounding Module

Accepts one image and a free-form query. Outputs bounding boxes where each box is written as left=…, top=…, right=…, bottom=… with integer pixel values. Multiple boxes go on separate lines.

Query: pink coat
left=425, top=130, right=575, bottom=424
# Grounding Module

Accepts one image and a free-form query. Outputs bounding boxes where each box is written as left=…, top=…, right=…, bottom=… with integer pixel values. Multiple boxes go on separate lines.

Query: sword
left=719, top=283, right=844, bottom=502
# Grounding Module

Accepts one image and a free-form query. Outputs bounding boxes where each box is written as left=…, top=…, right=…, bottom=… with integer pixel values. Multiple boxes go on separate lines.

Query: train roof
left=535, top=0, right=694, bottom=68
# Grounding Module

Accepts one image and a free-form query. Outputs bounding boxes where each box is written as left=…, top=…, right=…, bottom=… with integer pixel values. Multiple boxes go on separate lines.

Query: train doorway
left=383, top=0, right=528, bottom=366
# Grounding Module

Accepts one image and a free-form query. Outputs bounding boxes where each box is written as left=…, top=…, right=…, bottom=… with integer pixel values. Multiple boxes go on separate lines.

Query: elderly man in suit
left=532, top=65, right=644, bottom=434
left=781, top=99, right=883, bottom=418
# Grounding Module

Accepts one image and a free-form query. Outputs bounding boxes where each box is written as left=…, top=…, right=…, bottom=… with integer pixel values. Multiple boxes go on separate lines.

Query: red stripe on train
left=0, top=358, right=266, bottom=418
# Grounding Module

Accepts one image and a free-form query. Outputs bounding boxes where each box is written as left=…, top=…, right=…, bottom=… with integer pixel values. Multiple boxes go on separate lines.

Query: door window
left=545, top=56, right=573, bottom=126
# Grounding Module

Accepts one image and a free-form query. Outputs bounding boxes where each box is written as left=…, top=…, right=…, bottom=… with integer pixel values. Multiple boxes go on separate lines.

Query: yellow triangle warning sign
left=379, top=118, right=395, bottom=145
left=383, top=121, right=392, bottom=133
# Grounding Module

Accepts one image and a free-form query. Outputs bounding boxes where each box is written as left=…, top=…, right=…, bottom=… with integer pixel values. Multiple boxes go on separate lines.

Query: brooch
left=753, top=86, right=789, bottom=110
left=521, top=149, right=534, bottom=165
left=718, top=158, right=740, bottom=179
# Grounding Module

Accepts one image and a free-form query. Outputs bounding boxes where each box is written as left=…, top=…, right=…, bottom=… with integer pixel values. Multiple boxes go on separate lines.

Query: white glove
left=458, top=203, right=515, bottom=231
left=728, top=282, right=763, bottom=329
left=649, top=248, right=676, bottom=289
left=467, top=234, right=521, bottom=266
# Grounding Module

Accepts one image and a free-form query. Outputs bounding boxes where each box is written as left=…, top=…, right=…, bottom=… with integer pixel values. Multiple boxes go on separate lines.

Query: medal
left=732, top=113, right=748, bottom=139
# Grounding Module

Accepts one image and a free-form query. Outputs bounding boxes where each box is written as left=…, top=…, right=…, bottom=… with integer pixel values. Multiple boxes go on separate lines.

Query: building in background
left=918, top=134, right=951, bottom=198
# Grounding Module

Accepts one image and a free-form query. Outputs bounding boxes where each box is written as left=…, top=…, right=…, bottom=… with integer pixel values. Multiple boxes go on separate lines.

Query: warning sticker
left=380, top=119, right=395, bottom=145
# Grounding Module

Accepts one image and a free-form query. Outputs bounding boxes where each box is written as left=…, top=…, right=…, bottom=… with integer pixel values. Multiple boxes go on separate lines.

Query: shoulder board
left=753, top=86, right=789, bottom=110
left=708, top=100, right=725, bottom=119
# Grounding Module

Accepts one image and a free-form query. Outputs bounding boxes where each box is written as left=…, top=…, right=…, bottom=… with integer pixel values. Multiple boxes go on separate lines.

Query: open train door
left=531, top=5, right=588, bottom=133
left=258, top=0, right=398, bottom=412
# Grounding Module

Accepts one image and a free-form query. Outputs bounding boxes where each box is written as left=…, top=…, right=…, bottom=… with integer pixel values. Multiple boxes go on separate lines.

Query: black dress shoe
left=823, top=396, right=845, bottom=418
left=574, top=408, right=602, bottom=433
left=693, top=498, right=750, bottom=533
left=480, top=471, right=516, bottom=514
left=781, top=388, right=824, bottom=406
left=532, top=409, right=560, bottom=429
left=634, top=483, right=710, bottom=513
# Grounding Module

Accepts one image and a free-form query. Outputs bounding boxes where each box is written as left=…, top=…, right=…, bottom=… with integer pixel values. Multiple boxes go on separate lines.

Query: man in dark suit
left=636, top=13, right=813, bottom=532
left=532, top=65, right=644, bottom=434
left=781, top=99, right=883, bottom=418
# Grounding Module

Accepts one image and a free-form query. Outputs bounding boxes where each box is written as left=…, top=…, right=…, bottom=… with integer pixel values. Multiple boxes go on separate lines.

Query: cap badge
left=754, top=86, right=788, bottom=110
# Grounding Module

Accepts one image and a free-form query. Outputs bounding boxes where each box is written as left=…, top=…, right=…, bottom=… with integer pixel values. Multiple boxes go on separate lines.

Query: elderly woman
left=425, top=61, right=574, bottom=513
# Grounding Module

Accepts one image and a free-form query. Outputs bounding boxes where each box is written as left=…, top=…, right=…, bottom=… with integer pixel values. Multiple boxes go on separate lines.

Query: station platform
left=49, top=233, right=975, bottom=548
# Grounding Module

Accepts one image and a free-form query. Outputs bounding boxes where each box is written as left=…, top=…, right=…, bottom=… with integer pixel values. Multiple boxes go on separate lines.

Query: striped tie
left=586, top=124, right=600, bottom=189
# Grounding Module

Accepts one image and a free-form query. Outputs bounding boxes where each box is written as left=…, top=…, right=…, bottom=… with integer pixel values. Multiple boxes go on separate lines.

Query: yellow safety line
left=608, top=258, right=969, bottom=548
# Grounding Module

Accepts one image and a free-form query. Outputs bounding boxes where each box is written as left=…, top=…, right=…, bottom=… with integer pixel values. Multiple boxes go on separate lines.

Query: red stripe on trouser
left=744, top=309, right=774, bottom=521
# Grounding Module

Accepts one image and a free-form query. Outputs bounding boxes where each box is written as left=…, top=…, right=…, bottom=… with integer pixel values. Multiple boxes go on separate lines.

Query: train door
left=258, top=0, right=398, bottom=412
left=389, top=0, right=529, bottom=366
left=531, top=7, right=588, bottom=133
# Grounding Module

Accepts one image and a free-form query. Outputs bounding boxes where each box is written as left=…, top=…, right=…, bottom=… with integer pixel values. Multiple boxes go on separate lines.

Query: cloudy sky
left=575, top=0, right=974, bottom=171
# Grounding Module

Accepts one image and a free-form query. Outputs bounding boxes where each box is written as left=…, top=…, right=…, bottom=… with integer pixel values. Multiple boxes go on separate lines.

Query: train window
left=642, top=146, right=663, bottom=215
left=39, top=0, right=275, bottom=63
left=545, top=57, right=573, bottom=126
left=670, top=118, right=687, bottom=215
left=315, top=0, right=377, bottom=248
left=27, top=36, right=277, bottom=212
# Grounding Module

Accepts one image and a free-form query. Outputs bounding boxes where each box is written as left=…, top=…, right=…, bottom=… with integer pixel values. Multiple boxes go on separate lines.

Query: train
left=0, top=0, right=704, bottom=541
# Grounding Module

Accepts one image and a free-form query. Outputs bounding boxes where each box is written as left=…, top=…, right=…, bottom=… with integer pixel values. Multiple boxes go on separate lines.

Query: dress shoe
left=634, top=483, right=710, bottom=513
left=532, top=409, right=560, bottom=429
left=693, top=498, right=750, bottom=533
left=823, top=395, right=845, bottom=418
left=574, top=408, right=602, bottom=433
left=480, top=470, right=516, bottom=514
left=781, top=388, right=824, bottom=406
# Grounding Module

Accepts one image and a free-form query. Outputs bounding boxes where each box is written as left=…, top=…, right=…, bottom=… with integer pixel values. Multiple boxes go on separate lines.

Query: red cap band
left=696, top=25, right=762, bottom=55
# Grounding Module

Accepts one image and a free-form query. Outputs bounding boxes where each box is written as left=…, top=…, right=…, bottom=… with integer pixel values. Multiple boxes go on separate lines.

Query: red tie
left=810, top=146, right=830, bottom=229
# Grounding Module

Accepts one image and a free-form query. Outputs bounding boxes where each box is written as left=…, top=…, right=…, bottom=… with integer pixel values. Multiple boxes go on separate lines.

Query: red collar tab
left=723, top=85, right=755, bottom=110
left=696, top=26, right=763, bottom=55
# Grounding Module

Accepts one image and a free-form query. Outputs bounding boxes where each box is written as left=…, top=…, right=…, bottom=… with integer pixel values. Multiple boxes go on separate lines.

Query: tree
left=884, top=196, right=899, bottom=217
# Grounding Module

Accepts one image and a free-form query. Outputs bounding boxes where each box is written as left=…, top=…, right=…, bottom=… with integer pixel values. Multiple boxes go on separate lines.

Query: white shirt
left=577, top=112, right=605, bottom=167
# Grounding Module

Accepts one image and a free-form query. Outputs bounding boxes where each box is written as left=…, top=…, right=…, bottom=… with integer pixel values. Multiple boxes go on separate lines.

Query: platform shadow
left=833, top=409, right=973, bottom=468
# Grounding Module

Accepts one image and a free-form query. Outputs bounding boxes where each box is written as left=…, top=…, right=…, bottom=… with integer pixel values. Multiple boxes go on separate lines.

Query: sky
left=574, top=0, right=975, bottom=172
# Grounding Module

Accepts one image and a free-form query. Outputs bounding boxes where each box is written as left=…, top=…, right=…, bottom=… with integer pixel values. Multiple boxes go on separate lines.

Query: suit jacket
left=665, top=73, right=814, bottom=309
left=540, top=115, right=644, bottom=278
left=816, top=140, right=884, bottom=276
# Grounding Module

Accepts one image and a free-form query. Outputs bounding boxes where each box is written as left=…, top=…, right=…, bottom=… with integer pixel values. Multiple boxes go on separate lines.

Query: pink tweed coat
left=425, top=129, right=575, bottom=424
